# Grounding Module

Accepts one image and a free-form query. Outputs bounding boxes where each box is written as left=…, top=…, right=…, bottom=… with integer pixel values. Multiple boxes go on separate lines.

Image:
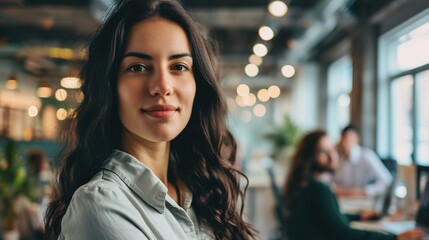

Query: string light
left=268, top=1, right=288, bottom=17
left=245, top=64, right=259, bottom=77
left=237, top=84, right=250, bottom=96
left=268, top=85, right=281, bottom=98
left=257, top=89, right=270, bottom=102
left=6, top=71, right=18, bottom=90
left=253, top=43, right=268, bottom=57
left=259, top=26, right=275, bottom=41
left=281, top=64, right=296, bottom=78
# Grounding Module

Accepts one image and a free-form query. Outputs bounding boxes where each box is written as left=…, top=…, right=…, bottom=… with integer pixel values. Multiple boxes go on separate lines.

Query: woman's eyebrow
left=123, top=52, right=152, bottom=60
left=169, top=53, right=192, bottom=60
left=122, top=52, right=192, bottom=61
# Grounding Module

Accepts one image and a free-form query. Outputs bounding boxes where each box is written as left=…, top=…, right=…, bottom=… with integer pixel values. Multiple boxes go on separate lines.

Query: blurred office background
left=0, top=0, right=428, bottom=239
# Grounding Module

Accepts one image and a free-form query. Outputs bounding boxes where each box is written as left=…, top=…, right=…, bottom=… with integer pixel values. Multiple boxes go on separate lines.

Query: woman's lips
left=141, top=105, right=178, bottom=119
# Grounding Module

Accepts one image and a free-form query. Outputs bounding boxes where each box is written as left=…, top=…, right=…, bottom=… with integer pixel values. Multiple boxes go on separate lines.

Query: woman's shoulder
left=305, top=177, right=332, bottom=196
left=61, top=172, right=153, bottom=239
left=62, top=171, right=136, bottom=227
left=71, top=170, right=126, bottom=206
left=306, top=177, right=327, bottom=189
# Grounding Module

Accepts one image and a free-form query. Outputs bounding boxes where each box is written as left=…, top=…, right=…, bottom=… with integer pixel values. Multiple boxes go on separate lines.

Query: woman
left=283, top=130, right=422, bottom=240
left=44, top=0, right=255, bottom=239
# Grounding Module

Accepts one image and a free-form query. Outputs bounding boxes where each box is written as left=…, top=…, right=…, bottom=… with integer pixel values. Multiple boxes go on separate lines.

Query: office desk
left=351, top=220, right=416, bottom=235
left=339, top=196, right=374, bottom=214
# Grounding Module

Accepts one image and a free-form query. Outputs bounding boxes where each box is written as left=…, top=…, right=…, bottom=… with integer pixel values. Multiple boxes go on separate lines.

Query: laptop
left=352, top=179, right=429, bottom=238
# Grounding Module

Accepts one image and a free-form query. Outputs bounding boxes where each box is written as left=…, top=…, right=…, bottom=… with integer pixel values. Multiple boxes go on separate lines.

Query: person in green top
left=282, top=130, right=423, bottom=240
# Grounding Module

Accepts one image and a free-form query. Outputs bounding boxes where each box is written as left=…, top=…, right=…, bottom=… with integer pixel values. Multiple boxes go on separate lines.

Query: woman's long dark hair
left=283, top=130, right=327, bottom=211
left=44, top=0, right=255, bottom=239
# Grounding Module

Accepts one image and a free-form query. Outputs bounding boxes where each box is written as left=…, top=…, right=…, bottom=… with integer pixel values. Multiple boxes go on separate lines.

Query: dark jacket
left=285, top=177, right=396, bottom=240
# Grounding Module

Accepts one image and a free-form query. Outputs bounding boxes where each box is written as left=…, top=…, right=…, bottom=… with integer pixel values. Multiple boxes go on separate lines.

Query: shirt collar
left=181, top=187, right=193, bottom=210
left=101, top=150, right=168, bottom=213
left=164, top=189, right=193, bottom=211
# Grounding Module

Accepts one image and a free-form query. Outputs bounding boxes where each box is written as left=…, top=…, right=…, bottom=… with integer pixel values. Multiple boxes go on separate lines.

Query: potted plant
left=265, top=115, right=302, bottom=162
left=0, top=139, right=31, bottom=239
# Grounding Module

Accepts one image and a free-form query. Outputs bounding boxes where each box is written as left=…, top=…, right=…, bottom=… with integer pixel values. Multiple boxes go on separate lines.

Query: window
left=396, top=22, right=429, bottom=72
left=378, top=8, right=429, bottom=166
left=326, top=56, right=352, bottom=141
left=416, top=70, right=429, bottom=164
left=391, top=75, right=413, bottom=164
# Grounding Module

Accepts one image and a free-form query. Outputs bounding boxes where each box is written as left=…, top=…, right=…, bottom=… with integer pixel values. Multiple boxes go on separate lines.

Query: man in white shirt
left=333, top=124, right=393, bottom=198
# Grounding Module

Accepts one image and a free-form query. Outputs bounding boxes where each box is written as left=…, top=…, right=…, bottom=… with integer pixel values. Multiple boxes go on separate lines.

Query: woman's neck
left=120, top=129, right=170, bottom=184
left=120, top=128, right=185, bottom=206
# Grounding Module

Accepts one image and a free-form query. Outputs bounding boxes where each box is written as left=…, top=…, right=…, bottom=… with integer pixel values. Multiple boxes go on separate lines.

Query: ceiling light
left=246, top=93, right=257, bottom=106
left=56, top=108, right=68, bottom=121
left=257, top=89, right=270, bottom=102
left=37, top=87, right=53, bottom=98
left=236, top=95, right=246, bottom=107
left=253, top=104, right=266, bottom=117
left=37, top=80, right=53, bottom=98
left=61, top=77, right=81, bottom=89
left=237, top=84, right=250, bottom=96
left=259, top=26, right=275, bottom=41
left=55, top=89, right=68, bottom=101
left=6, top=71, right=17, bottom=90
left=249, top=54, right=263, bottom=66
left=238, top=93, right=257, bottom=107
left=268, top=85, right=281, bottom=98
left=338, top=93, right=350, bottom=107
left=49, top=48, right=74, bottom=60
left=245, top=64, right=259, bottom=77
left=281, top=64, right=296, bottom=78
left=41, top=18, right=54, bottom=30
left=28, top=105, right=38, bottom=117
left=253, top=43, right=268, bottom=57
left=268, top=1, right=288, bottom=17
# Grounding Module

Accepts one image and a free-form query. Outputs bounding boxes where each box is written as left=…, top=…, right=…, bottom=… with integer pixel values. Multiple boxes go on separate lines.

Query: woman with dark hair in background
left=283, top=130, right=422, bottom=240
left=44, top=0, right=255, bottom=239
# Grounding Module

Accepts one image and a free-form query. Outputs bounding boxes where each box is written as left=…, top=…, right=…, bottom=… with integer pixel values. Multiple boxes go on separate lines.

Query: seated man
left=333, top=124, right=393, bottom=197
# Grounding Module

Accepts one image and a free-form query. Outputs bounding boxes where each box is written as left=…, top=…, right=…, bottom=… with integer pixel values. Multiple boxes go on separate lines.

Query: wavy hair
left=44, top=0, right=255, bottom=239
left=283, top=130, right=327, bottom=211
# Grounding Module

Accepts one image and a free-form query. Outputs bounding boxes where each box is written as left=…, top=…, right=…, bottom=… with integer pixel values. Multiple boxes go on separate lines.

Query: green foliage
left=0, top=139, right=35, bottom=230
left=265, top=116, right=301, bottom=159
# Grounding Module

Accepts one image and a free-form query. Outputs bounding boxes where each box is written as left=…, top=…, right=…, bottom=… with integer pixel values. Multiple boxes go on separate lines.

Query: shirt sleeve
left=60, top=185, right=151, bottom=240
left=311, top=181, right=395, bottom=240
left=363, top=149, right=393, bottom=197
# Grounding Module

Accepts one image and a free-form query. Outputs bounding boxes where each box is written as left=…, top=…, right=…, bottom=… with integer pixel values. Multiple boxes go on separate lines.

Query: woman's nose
left=149, top=68, right=173, bottom=96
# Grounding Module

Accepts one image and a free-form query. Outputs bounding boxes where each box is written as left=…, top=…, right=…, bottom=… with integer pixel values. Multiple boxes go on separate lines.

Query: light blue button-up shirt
left=59, top=150, right=214, bottom=239
left=333, top=145, right=393, bottom=196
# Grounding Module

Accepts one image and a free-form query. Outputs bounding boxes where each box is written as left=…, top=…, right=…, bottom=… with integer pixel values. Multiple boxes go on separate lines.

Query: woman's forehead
left=125, top=17, right=191, bottom=55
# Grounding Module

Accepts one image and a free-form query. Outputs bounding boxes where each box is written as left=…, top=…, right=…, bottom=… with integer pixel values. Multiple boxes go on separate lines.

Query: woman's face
left=118, top=17, right=196, bottom=143
left=315, top=136, right=339, bottom=172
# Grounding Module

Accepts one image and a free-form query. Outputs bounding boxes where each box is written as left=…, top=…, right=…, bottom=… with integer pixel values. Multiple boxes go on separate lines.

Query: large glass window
left=326, top=56, right=352, bottom=141
left=416, top=70, right=429, bottom=164
left=378, top=7, right=429, bottom=166
left=391, top=75, right=413, bottom=164
left=396, top=22, right=429, bottom=72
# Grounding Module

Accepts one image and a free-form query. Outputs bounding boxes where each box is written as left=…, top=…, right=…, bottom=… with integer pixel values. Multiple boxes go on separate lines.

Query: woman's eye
left=171, top=64, right=188, bottom=72
left=128, top=64, right=148, bottom=72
